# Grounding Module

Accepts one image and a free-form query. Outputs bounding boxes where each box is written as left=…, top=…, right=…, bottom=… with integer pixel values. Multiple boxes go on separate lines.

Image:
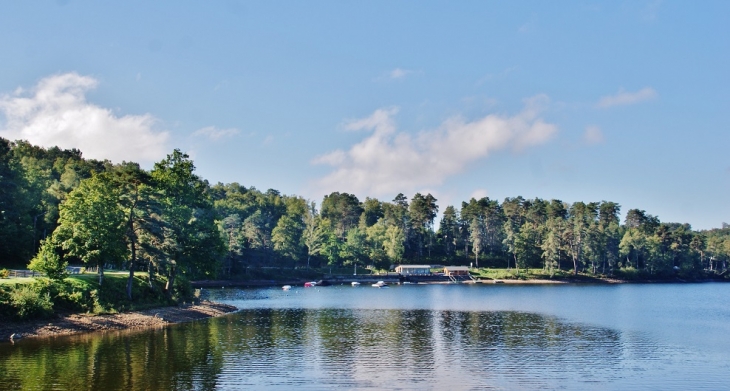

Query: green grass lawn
left=471, top=267, right=575, bottom=280
left=0, top=270, right=145, bottom=285
left=0, top=277, right=36, bottom=286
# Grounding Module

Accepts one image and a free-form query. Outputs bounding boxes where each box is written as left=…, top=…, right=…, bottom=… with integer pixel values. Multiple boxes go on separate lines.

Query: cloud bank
left=0, top=73, right=170, bottom=163
left=597, top=87, right=657, bottom=108
left=312, top=95, right=558, bottom=197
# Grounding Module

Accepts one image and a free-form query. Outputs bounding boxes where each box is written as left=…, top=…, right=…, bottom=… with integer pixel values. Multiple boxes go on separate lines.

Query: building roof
left=396, top=265, right=432, bottom=269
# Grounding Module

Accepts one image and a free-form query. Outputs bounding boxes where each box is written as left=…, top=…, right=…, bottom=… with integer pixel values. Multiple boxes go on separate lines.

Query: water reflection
left=2, top=284, right=729, bottom=390
left=0, top=308, right=688, bottom=390
left=0, top=320, right=227, bottom=391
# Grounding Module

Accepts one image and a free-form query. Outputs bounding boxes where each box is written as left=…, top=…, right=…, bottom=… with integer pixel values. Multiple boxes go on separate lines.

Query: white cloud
left=374, top=68, right=421, bottom=82
left=583, top=125, right=605, bottom=145
left=192, top=126, right=240, bottom=140
left=0, top=73, right=169, bottom=163
left=312, top=95, right=558, bottom=197
left=389, top=68, right=412, bottom=79
left=597, top=87, right=657, bottom=108
left=312, top=150, right=346, bottom=166
left=343, top=107, right=399, bottom=133
left=470, top=189, right=489, bottom=200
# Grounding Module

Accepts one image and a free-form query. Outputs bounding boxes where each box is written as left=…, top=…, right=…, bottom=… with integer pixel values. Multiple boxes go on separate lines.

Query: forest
left=1, top=137, right=729, bottom=291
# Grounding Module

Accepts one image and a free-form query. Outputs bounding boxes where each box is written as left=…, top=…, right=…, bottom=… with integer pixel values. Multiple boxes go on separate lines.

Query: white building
left=395, top=265, right=432, bottom=275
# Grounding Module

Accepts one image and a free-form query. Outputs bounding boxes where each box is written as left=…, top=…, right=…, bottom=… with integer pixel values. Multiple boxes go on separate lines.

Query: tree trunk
left=126, top=193, right=139, bottom=300
left=126, top=238, right=136, bottom=300
left=98, top=262, right=105, bottom=286
left=165, top=264, right=176, bottom=297
left=148, top=261, right=155, bottom=288
left=558, top=249, right=561, bottom=271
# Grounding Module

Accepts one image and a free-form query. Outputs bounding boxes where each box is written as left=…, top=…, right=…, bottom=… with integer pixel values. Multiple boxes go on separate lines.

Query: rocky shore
left=1, top=301, right=238, bottom=342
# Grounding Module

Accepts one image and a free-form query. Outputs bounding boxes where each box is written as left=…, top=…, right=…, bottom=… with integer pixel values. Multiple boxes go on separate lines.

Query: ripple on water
left=3, top=284, right=730, bottom=390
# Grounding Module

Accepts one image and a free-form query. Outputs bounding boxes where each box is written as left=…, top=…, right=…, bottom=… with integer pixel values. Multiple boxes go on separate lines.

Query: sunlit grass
left=471, top=267, right=575, bottom=280
left=0, top=277, right=35, bottom=286
left=0, top=270, right=147, bottom=284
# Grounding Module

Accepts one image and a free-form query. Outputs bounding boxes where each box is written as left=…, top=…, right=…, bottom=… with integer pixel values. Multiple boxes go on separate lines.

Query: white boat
left=351, top=281, right=361, bottom=287
left=372, top=281, right=387, bottom=288
left=282, top=285, right=292, bottom=291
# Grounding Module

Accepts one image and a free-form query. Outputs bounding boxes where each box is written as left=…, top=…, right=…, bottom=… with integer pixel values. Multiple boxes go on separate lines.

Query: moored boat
left=282, top=285, right=292, bottom=290
left=351, top=281, right=361, bottom=286
left=372, top=281, right=387, bottom=288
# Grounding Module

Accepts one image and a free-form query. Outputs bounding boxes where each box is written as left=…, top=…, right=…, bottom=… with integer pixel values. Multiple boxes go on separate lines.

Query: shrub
left=0, top=269, right=9, bottom=278
left=28, top=238, right=68, bottom=281
left=10, top=285, right=53, bottom=319
left=51, top=281, right=94, bottom=313
left=172, top=276, right=193, bottom=303
left=615, top=266, right=648, bottom=280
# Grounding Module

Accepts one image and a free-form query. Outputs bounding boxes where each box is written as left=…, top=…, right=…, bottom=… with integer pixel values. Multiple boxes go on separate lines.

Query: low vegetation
left=0, top=272, right=188, bottom=321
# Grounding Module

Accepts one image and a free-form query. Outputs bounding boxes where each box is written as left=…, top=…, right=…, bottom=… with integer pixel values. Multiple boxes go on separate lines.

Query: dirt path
left=1, top=301, right=238, bottom=342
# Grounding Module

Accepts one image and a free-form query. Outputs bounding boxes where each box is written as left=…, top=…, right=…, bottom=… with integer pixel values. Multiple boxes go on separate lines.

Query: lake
left=2, top=282, right=729, bottom=390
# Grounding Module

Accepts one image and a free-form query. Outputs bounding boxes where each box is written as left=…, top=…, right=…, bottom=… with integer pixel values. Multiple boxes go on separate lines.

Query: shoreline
left=1, top=300, right=238, bottom=343
left=3, top=277, right=722, bottom=343
left=193, top=275, right=721, bottom=288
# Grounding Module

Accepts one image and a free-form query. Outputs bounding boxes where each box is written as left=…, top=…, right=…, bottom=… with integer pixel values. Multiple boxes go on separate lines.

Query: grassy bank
left=0, top=272, right=191, bottom=321
left=469, top=266, right=722, bottom=283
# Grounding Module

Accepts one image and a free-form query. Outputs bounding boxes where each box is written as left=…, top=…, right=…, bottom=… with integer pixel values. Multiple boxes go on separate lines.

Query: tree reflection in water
left=1, top=307, right=667, bottom=390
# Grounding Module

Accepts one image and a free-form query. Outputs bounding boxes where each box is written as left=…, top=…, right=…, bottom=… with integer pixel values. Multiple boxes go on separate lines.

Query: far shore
left=1, top=300, right=238, bottom=343
left=192, top=274, right=713, bottom=289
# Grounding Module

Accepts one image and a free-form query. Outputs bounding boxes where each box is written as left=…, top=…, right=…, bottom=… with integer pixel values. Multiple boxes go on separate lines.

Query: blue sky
left=0, top=1, right=728, bottom=229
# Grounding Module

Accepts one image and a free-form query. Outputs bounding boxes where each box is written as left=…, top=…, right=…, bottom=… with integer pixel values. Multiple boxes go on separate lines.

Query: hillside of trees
left=1, top=137, right=729, bottom=289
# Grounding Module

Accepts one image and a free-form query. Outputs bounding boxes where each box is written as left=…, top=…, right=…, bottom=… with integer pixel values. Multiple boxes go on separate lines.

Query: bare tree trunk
left=126, top=238, right=136, bottom=301
left=165, top=264, right=176, bottom=297
left=148, top=261, right=155, bottom=288
left=98, top=262, right=105, bottom=286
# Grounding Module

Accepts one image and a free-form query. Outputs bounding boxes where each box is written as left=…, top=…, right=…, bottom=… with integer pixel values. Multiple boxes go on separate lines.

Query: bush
left=615, top=266, right=647, bottom=280
left=28, top=238, right=68, bottom=281
left=10, top=285, right=53, bottom=319
left=51, top=280, right=94, bottom=313
left=172, top=275, right=193, bottom=303
left=0, top=273, right=177, bottom=320
left=0, top=269, right=9, bottom=278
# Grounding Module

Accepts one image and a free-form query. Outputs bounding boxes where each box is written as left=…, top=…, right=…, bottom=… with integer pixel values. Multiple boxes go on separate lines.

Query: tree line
left=1, top=137, right=729, bottom=295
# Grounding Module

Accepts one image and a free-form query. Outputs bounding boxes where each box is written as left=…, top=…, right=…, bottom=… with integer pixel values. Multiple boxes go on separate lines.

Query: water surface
left=2, top=283, right=729, bottom=390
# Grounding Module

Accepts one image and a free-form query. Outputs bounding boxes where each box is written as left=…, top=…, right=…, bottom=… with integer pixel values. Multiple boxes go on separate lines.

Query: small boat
left=351, top=281, right=361, bottom=287
left=372, top=281, right=387, bottom=288
left=304, top=281, right=317, bottom=288
left=282, top=285, right=292, bottom=291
